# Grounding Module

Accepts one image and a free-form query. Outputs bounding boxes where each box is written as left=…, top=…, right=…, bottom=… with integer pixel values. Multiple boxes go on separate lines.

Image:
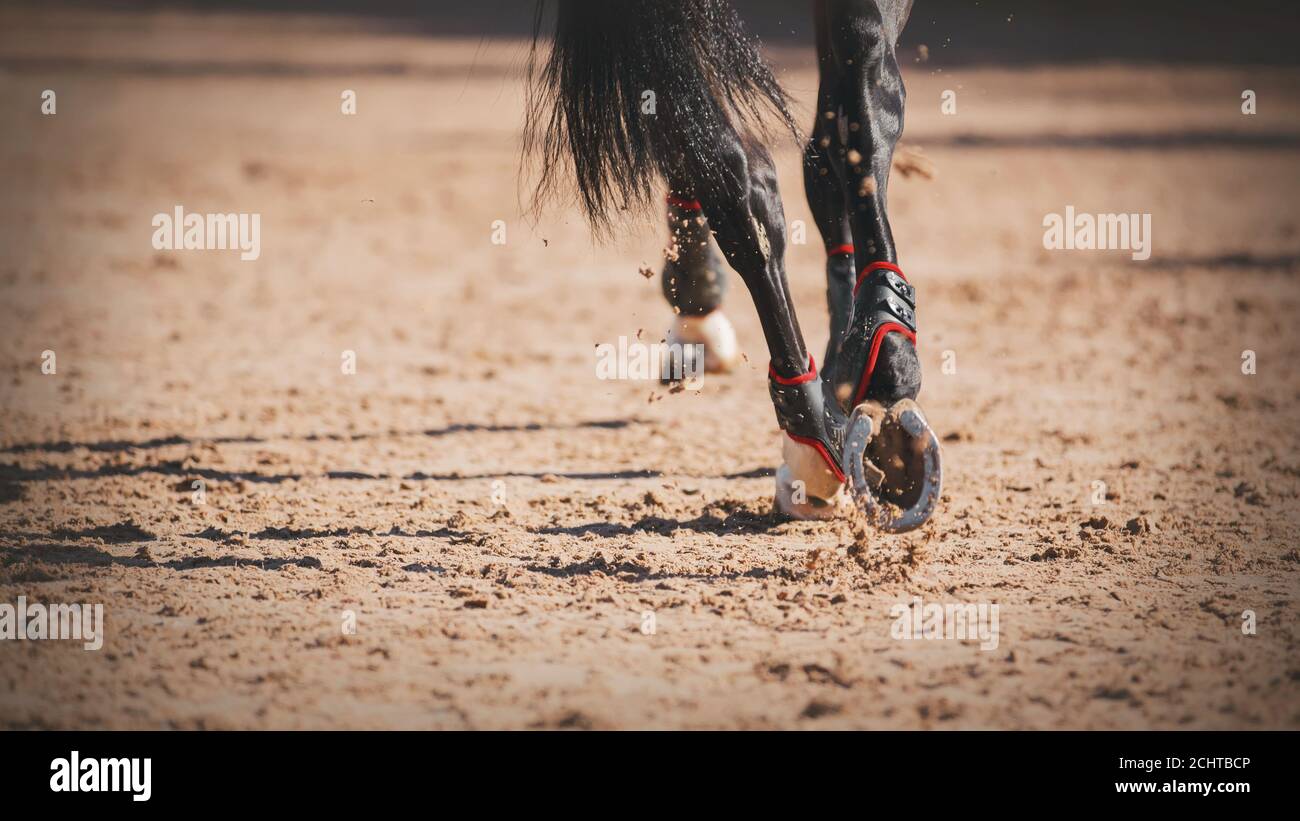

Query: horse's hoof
left=842, top=399, right=942, bottom=532
left=666, top=310, right=739, bottom=374
left=774, top=433, right=847, bottom=520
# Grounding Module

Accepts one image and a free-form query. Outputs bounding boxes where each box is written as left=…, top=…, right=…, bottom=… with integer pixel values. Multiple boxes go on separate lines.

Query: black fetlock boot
left=831, top=261, right=920, bottom=411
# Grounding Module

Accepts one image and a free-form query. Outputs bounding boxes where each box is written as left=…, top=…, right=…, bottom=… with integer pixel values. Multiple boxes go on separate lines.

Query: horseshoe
left=842, top=399, right=942, bottom=533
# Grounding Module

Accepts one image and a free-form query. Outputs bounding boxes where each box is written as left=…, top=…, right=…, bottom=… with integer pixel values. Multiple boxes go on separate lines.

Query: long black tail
left=523, top=0, right=799, bottom=236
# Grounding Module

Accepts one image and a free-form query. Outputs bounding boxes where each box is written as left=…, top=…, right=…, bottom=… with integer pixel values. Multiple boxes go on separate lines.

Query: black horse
left=525, top=0, right=940, bottom=531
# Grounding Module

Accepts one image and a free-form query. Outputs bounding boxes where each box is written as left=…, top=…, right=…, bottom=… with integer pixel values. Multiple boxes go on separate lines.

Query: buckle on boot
left=846, top=261, right=918, bottom=407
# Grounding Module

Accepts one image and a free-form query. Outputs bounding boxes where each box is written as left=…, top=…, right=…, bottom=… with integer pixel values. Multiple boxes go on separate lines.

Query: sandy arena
left=1, top=6, right=1298, bottom=729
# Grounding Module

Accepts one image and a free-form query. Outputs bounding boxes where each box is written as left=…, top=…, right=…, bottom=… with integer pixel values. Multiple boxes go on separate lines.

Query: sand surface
left=1, top=7, right=1298, bottom=729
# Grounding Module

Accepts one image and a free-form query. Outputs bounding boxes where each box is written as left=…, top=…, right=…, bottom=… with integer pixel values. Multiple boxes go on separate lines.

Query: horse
left=524, top=0, right=941, bottom=532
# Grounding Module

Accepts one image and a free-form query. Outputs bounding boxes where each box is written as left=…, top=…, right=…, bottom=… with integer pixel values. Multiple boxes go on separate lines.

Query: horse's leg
left=813, top=0, right=942, bottom=529
left=659, top=194, right=739, bottom=376
left=685, top=133, right=847, bottom=518
left=802, top=9, right=856, bottom=395
left=820, top=0, right=921, bottom=409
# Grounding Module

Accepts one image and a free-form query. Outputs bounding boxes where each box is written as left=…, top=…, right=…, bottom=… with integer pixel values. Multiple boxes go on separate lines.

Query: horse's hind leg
left=686, top=134, right=847, bottom=519
left=659, top=194, right=739, bottom=376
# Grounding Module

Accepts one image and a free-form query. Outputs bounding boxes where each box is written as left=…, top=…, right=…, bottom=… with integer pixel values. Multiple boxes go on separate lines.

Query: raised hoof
left=842, top=399, right=942, bottom=532
left=773, top=433, right=846, bottom=520
left=665, top=310, right=739, bottom=375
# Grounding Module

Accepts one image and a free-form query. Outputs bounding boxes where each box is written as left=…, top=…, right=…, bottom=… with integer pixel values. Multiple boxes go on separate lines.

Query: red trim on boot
left=852, top=324, right=918, bottom=407
left=785, top=432, right=847, bottom=484
left=852, top=260, right=908, bottom=295
left=768, top=354, right=817, bottom=385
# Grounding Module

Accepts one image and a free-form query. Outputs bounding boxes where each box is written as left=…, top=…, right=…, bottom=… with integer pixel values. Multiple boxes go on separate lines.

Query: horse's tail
left=523, top=0, right=799, bottom=237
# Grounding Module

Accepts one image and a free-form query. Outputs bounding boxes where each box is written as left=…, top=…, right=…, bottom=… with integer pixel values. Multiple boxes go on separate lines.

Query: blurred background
left=6, top=0, right=1300, bottom=64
